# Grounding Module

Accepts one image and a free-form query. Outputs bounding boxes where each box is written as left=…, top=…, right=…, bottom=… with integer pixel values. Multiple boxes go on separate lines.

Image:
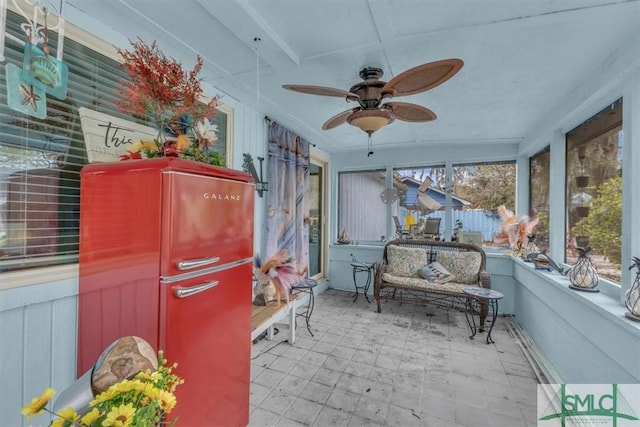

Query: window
left=0, top=7, right=228, bottom=273
left=337, top=169, right=387, bottom=242
left=309, top=160, right=325, bottom=277
left=391, top=163, right=516, bottom=245
left=565, top=99, right=622, bottom=282
left=393, top=165, right=446, bottom=240
left=338, top=162, right=517, bottom=244
left=530, top=147, right=550, bottom=252
left=451, top=162, right=516, bottom=246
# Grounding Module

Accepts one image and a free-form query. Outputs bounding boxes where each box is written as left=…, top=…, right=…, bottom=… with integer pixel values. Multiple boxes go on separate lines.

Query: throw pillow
left=418, top=262, right=453, bottom=284
left=386, top=245, right=428, bottom=277
left=436, top=251, right=482, bottom=284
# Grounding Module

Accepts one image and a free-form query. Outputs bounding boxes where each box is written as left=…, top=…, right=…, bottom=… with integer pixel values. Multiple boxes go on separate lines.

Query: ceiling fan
left=282, top=59, right=463, bottom=137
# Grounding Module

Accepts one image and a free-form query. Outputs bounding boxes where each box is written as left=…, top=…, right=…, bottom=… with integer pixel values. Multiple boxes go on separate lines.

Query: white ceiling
left=66, top=0, right=640, bottom=154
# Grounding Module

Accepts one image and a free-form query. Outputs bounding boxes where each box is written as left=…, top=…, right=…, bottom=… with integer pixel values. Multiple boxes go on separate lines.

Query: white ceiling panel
left=66, top=0, right=640, bottom=153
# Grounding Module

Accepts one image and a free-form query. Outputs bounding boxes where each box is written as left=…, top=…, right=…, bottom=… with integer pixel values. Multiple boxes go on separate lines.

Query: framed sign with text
left=78, top=107, right=157, bottom=163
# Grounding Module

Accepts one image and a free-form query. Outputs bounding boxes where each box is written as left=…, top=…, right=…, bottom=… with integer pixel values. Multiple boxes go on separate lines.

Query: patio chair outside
left=422, top=217, right=441, bottom=240
left=393, top=215, right=409, bottom=239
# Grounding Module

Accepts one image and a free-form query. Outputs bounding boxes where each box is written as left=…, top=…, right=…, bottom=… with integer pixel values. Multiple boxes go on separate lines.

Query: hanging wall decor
left=625, top=257, right=640, bottom=322
left=22, top=40, right=68, bottom=99
left=5, top=62, right=46, bottom=118
left=20, top=8, right=68, bottom=99
left=242, top=153, right=268, bottom=197
left=5, top=3, right=68, bottom=118
left=567, top=246, right=599, bottom=292
left=11, top=1, right=66, bottom=59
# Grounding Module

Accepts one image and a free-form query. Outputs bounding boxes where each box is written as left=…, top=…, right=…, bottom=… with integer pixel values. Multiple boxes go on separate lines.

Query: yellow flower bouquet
left=21, top=351, right=183, bottom=426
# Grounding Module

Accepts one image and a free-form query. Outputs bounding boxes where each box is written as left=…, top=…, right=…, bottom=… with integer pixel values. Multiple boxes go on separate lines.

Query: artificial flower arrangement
left=494, top=205, right=539, bottom=257
left=21, top=351, right=183, bottom=427
left=115, top=38, right=224, bottom=166
left=254, top=249, right=303, bottom=307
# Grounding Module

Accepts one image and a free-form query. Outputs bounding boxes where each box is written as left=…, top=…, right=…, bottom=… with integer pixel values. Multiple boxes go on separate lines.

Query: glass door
left=309, top=161, right=325, bottom=277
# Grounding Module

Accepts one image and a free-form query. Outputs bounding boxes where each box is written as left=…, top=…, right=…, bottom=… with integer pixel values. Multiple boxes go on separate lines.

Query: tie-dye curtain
left=264, top=121, right=310, bottom=276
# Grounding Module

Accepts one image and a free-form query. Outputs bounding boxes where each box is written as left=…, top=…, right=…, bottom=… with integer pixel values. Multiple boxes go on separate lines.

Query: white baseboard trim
left=506, top=316, right=563, bottom=384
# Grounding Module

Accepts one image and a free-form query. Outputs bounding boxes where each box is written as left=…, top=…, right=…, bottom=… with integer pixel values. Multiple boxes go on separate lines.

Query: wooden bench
left=250, top=293, right=301, bottom=344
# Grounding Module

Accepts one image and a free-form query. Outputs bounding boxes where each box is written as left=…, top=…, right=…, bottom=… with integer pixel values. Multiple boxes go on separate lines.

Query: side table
left=463, top=287, right=504, bottom=344
left=290, top=279, right=318, bottom=336
left=350, top=255, right=375, bottom=303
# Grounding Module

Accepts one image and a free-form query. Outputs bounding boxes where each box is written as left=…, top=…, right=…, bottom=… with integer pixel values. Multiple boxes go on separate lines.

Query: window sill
left=512, top=256, right=639, bottom=336
left=0, top=263, right=79, bottom=291
left=330, top=242, right=386, bottom=248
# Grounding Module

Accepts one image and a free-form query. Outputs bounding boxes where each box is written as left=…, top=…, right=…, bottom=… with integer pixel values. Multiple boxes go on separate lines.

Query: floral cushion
left=436, top=251, right=481, bottom=284
left=381, top=273, right=470, bottom=294
left=386, top=245, right=428, bottom=277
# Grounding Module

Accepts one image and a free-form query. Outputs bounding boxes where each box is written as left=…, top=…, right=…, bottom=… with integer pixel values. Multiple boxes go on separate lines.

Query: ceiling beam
left=195, top=0, right=299, bottom=70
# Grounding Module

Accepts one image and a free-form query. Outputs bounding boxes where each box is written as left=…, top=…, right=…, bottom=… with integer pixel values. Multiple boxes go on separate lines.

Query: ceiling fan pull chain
left=367, top=135, right=374, bottom=157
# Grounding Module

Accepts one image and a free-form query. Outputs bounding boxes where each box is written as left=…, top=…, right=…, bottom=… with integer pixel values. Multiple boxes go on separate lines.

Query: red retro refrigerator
left=78, top=157, right=254, bottom=426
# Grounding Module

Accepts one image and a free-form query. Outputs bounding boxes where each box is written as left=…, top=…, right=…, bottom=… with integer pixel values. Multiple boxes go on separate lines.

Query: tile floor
left=249, top=289, right=539, bottom=427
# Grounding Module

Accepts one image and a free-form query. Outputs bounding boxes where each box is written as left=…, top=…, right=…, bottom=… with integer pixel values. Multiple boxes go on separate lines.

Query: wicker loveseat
left=374, top=239, right=491, bottom=329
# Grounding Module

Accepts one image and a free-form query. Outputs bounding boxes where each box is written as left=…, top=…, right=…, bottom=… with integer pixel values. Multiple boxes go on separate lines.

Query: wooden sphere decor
left=91, top=336, right=158, bottom=394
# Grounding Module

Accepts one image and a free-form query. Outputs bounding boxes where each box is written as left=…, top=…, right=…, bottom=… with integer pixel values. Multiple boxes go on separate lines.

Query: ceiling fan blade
left=384, top=102, right=436, bottom=122
left=283, top=84, right=359, bottom=101
left=382, top=59, right=463, bottom=97
left=322, top=108, right=358, bottom=130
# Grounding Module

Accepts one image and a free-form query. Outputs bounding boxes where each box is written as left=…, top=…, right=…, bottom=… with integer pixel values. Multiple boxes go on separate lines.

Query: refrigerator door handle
left=177, top=256, right=221, bottom=270
left=174, top=280, right=219, bottom=298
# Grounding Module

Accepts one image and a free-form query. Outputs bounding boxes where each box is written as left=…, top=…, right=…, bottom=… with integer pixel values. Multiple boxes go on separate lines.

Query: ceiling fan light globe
left=347, top=109, right=392, bottom=135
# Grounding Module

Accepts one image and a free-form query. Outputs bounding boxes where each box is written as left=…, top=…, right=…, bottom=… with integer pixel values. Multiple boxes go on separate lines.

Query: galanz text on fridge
left=203, top=193, right=241, bottom=201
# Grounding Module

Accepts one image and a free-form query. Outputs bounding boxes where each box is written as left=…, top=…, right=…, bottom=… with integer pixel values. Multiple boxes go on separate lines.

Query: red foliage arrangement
left=114, top=39, right=224, bottom=165
left=115, top=38, right=218, bottom=134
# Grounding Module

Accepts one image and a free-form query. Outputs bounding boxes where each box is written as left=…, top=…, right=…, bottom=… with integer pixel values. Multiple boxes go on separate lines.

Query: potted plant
left=22, top=350, right=182, bottom=426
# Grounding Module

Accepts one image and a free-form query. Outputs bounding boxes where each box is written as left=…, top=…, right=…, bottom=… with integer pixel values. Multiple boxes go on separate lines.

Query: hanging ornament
left=6, top=5, right=68, bottom=118
left=568, top=246, right=599, bottom=292
left=521, top=233, right=540, bottom=262
left=6, top=62, right=47, bottom=118
left=21, top=8, right=69, bottom=100
left=625, top=257, right=640, bottom=321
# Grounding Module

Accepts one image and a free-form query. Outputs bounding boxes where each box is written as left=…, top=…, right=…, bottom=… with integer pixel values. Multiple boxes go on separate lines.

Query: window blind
left=0, top=10, right=129, bottom=272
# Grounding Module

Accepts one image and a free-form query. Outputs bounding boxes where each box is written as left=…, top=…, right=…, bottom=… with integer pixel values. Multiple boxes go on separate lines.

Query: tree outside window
left=566, top=99, right=622, bottom=282
left=530, top=148, right=550, bottom=252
